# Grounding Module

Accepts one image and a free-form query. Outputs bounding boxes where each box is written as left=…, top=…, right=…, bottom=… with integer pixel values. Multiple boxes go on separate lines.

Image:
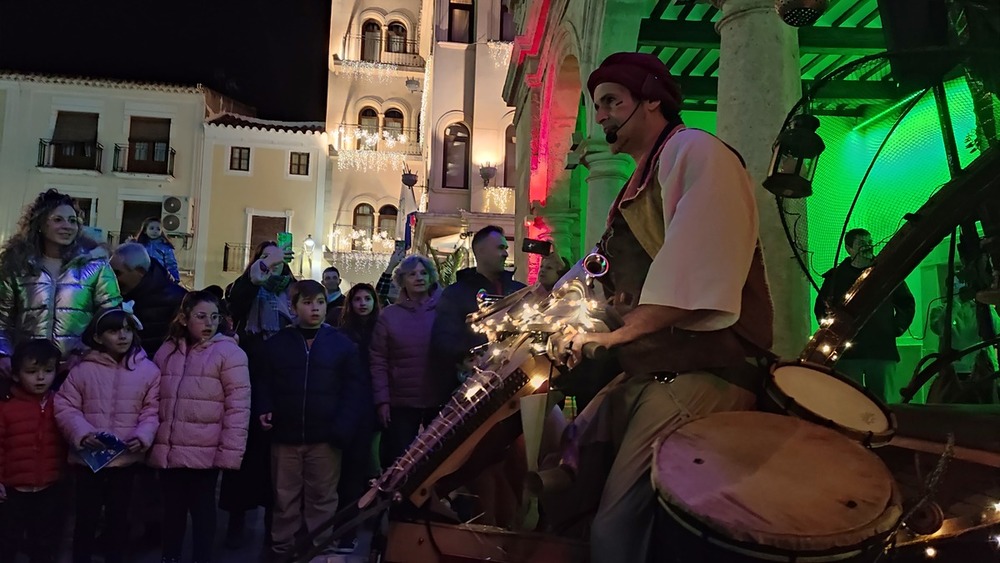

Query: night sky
left=0, top=0, right=331, bottom=121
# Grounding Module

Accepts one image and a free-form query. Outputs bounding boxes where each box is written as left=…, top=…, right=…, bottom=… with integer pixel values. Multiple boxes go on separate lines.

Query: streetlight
left=301, top=234, right=315, bottom=278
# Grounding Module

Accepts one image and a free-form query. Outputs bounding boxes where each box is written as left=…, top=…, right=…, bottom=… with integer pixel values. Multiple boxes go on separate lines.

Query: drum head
left=770, top=363, right=895, bottom=446
left=653, top=412, right=901, bottom=555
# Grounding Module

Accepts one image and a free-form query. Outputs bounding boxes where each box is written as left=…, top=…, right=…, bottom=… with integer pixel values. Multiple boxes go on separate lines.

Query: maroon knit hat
left=587, top=52, right=683, bottom=113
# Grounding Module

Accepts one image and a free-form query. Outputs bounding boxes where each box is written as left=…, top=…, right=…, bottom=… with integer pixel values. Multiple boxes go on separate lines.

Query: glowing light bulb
left=821, top=344, right=831, bottom=354
left=820, top=317, right=833, bottom=327
left=993, top=501, right=1000, bottom=511
left=924, top=546, right=937, bottom=558
left=464, top=383, right=483, bottom=400
left=844, top=341, right=852, bottom=349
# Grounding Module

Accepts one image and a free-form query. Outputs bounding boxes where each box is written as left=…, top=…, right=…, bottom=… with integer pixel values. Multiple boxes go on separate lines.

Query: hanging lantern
left=763, top=113, right=825, bottom=198
left=775, top=0, right=828, bottom=27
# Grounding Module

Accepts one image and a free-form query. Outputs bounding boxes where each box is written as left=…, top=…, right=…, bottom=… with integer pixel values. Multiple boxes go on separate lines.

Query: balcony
left=223, top=243, right=252, bottom=273
left=345, top=35, right=424, bottom=68
left=113, top=142, right=176, bottom=177
left=37, top=139, right=103, bottom=172
left=336, top=124, right=421, bottom=156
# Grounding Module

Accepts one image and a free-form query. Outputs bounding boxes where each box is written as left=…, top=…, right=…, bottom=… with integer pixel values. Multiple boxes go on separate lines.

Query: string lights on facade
left=484, top=186, right=515, bottom=214
left=335, top=124, right=409, bottom=172
left=324, top=225, right=395, bottom=270
left=336, top=150, right=407, bottom=173
left=487, top=41, right=513, bottom=69
left=341, top=60, right=399, bottom=84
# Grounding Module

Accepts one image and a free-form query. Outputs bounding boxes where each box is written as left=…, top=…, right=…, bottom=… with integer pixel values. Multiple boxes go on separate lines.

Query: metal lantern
left=775, top=0, right=828, bottom=27
left=763, top=113, right=825, bottom=199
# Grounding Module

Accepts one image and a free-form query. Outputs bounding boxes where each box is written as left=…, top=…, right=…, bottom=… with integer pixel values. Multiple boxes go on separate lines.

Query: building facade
left=0, top=73, right=246, bottom=284
left=195, top=114, right=330, bottom=290
left=327, top=0, right=521, bottom=284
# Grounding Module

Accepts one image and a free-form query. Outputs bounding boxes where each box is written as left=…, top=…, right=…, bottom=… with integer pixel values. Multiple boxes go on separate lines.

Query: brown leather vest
left=597, top=131, right=774, bottom=375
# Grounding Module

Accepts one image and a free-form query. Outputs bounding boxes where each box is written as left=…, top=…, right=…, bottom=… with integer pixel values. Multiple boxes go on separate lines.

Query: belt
left=647, top=360, right=765, bottom=394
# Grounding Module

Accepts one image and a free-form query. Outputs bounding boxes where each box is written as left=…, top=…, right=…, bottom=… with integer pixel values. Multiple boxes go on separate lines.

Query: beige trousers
left=270, top=443, right=342, bottom=554
left=570, top=371, right=756, bottom=563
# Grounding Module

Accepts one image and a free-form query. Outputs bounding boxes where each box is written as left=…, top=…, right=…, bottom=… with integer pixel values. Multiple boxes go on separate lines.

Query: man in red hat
left=560, top=52, right=775, bottom=560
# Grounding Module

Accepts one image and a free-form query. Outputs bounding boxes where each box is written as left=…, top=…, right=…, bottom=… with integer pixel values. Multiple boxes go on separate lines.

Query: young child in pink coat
left=151, top=291, right=250, bottom=563
left=54, top=306, right=160, bottom=563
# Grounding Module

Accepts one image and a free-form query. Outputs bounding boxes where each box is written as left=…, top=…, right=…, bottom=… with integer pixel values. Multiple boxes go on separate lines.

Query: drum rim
left=651, top=412, right=904, bottom=558
left=656, top=496, right=895, bottom=563
left=768, top=359, right=898, bottom=448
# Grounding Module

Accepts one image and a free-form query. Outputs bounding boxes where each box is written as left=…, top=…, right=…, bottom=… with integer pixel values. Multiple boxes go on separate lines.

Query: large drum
left=766, top=360, right=897, bottom=448
left=652, top=411, right=902, bottom=563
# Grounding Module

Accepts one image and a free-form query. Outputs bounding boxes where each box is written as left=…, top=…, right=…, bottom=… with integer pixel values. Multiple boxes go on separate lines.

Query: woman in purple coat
left=369, top=254, right=451, bottom=468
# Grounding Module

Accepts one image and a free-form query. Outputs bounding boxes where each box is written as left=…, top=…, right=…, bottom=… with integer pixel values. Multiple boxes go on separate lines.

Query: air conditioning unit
left=161, top=195, right=192, bottom=234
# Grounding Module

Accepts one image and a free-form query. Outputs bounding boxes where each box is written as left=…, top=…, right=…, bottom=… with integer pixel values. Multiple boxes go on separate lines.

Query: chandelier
left=487, top=41, right=513, bottom=70
left=484, top=186, right=515, bottom=214
left=341, top=60, right=399, bottom=84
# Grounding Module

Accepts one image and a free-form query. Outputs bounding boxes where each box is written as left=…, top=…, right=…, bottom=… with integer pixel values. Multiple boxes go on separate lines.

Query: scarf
left=246, top=274, right=293, bottom=336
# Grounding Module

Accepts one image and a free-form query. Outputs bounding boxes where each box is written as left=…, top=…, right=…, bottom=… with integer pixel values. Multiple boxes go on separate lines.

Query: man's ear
left=644, top=98, right=662, bottom=113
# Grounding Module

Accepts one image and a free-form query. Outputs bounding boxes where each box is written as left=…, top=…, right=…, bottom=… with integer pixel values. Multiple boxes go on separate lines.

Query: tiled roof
left=0, top=70, right=203, bottom=94
left=207, top=112, right=326, bottom=134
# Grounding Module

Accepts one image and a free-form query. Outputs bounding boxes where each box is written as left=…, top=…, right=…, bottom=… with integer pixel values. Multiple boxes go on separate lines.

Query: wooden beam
left=680, top=102, right=866, bottom=118
left=637, top=18, right=885, bottom=55
left=674, top=75, right=900, bottom=102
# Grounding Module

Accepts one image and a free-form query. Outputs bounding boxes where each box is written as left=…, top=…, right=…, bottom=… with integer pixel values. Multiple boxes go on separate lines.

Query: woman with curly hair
left=0, top=189, right=122, bottom=378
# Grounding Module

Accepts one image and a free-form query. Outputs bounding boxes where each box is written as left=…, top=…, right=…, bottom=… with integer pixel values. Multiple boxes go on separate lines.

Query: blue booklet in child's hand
left=78, top=432, right=128, bottom=473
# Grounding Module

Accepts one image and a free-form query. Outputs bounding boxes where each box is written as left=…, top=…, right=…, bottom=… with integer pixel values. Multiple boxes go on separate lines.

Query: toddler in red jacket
left=0, top=339, right=67, bottom=563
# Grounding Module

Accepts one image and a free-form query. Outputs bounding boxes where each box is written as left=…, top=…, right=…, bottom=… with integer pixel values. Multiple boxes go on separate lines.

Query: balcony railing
left=336, top=124, right=421, bottom=155
left=223, top=243, right=252, bottom=272
left=346, top=34, right=424, bottom=68
left=37, top=139, right=103, bottom=172
left=113, top=142, right=176, bottom=176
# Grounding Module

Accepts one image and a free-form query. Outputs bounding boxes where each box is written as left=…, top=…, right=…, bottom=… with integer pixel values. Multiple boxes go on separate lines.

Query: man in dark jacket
left=431, top=225, right=526, bottom=378
left=110, top=242, right=187, bottom=356
left=254, top=280, right=363, bottom=558
left=815, top=228, right=915, bottom=402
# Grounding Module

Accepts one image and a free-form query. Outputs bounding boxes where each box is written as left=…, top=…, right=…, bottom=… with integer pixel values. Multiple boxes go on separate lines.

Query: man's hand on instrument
left=564, top=330, right=615, bottom=369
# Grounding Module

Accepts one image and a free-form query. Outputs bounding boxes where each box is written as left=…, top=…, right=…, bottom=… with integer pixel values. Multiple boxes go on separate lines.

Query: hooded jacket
left=430, top=268, right=526, bottom=374
left=54, top=349, right=160, bottom=468
left=0, top=242, right=122, bottom=357
left=371, top=287, right=452, bottom=408
left=150, top=334, right=251, bottom=470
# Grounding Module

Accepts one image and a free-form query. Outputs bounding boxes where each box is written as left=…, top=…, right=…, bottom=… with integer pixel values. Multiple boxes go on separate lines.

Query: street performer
left=559, top=52, right=775, bottom=561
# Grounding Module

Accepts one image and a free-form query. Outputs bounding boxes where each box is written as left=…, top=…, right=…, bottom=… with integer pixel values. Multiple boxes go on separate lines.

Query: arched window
left=500, top=1, right=515, bottom=41
left=442, top=123, right=470, bottom=189
left=504, top=124, right=516, bottom=187
left=353, top=203, right=375, bottom=250
left=358, top=107, right=379, bottom=150
left=378, top=205, right=398, bottom=235
left=384, top=109, right=404, bottom=142
left=361, top=20, right=382, bottom=62
left=387, top=22, right=407, bottom=53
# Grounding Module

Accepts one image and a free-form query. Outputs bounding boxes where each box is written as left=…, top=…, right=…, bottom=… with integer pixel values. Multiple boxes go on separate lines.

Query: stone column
left=582, top=140, right=633, bottom=249
left=713, top=0, right=809, bottom=358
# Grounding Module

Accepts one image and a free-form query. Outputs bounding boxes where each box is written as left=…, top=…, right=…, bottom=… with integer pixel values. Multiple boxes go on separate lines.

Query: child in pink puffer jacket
left=151, top=291, right=250, bottom=563
left=55, top=306, right=160, bottom=563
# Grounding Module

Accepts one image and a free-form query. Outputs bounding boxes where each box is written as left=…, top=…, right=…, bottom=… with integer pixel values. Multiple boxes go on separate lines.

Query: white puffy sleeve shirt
left=638, top=129, right=759, bottom=332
